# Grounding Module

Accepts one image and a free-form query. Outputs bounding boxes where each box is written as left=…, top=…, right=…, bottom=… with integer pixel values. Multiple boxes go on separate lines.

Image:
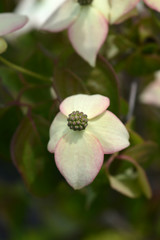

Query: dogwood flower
left=48, top=94, right=130, bottom=189
left=42, top=0, right=139, bottom=67
left=140, top=71, right=160, bottom=107
left=0, top=13, right=28, bottom=53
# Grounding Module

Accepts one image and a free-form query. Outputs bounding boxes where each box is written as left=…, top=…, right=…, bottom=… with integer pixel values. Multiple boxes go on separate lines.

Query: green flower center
left=77, top=0, right=93, bottom=6
left=67, top=111, right=88, bottom=131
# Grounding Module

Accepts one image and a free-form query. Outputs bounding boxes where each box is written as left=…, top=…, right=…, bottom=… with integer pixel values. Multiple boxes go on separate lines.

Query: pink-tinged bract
left=68, top=6, right=108, bottom=67
left=110, top=0, right=140, bottom=23
left=0, top=13, right=28, bottom=36
left=48, top=112, right=69, bottom=153
left=86, top=110, right=130, bottom=154
left=93, top=0, right=140, bottom=23
left=144, top=0, right=160, bottom=12
left=55, top=131, right=104, bottom=189
left=42, top=0, right=80, bottom=32
left=15, top=0, right=66, bottom=32
left=59, top=94, right=110, bottom=119
left=140, top=71, right=160, bottom=107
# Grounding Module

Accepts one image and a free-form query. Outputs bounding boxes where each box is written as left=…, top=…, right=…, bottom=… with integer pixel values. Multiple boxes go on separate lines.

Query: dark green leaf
left=11, top=116, right=59, bottom=196
left=106, top=155, right=152, bottom=198
left=55, top=54, right=120, bottom=115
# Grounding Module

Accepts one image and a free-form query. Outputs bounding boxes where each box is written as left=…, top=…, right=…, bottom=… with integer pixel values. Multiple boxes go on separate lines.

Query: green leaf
left=0, top=82, right=14, bottom=106
left=123, top=141, right=158, bottom=166
left=11, top=115, right=59, bottom=196
left=55, top=54, right=120, bottom=115
left=87, top=56, right=120, bottom=115
left=127, top=129, right=144, bottom=147
left=84, top=230, right=141, bottom=240
left=0, top=66, right=25, bottom=99
left=54, top=66, right=88, bottom=99
left=120, top=97, right=129, bottom=117
left=127, top=52, right=160, bottom=76
left=106, top=155, right=152, bottom=198
left=0, top=106, right=22, bottom=161
left=21, top=84, right=57, bottom=120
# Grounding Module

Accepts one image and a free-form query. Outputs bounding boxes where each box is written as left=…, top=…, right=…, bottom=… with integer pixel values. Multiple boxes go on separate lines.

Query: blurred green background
left=0, top=1, right=160, bottom=239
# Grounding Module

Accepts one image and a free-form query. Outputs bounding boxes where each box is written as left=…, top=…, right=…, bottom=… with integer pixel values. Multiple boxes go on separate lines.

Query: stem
left=127, top=80, right=138, bottom=121
left=0, top=56, right=51, bottom=83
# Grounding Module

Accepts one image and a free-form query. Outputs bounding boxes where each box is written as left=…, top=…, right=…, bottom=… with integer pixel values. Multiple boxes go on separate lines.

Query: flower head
left=0, top=13, right=28, bottom=37
left=48, top=94, right=130, bottom=189
left=42, top=0, right=139, bottom=66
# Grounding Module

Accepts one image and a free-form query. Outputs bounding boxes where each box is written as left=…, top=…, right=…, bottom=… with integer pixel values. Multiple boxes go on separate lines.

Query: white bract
left=48, top=94, right=130, bottom=189
left=0, top=13, right=28, bottom=53
left=143, top=0, right=160, bottom=12
left=42, top=0, right=139, bottom=67
left=14, top=0, right=66, bottom=34
left=140, top=71, right=160, bottom=107
left=0, top=13, right=28, bottom=37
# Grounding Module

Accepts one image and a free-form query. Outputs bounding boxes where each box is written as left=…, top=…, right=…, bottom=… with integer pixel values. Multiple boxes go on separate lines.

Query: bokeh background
left=0, top=1, right=160, bottom=239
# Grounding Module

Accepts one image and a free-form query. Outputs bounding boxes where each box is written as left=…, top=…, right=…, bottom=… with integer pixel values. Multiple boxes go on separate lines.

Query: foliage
left=0, top=1, right=160, bottom=240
